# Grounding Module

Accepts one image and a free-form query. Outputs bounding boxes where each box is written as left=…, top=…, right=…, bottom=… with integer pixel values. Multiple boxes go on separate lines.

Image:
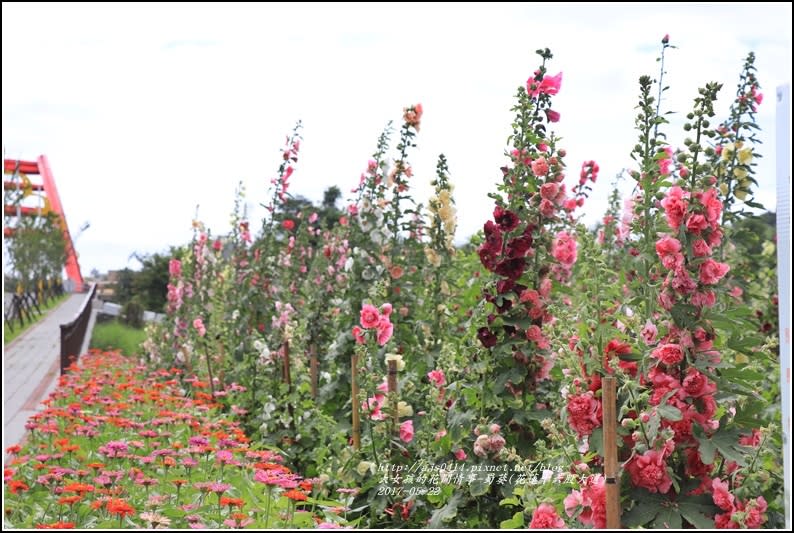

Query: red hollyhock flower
left=626, top=449, right=673, bottom=494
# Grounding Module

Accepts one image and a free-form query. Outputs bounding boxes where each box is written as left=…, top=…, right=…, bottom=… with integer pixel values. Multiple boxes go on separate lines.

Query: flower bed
left=4, top=349, right=352, bottom=529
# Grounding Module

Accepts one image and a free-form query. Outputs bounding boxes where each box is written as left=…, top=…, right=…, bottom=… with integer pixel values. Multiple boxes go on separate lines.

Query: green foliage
left=90, top=319, right=147, bottom=356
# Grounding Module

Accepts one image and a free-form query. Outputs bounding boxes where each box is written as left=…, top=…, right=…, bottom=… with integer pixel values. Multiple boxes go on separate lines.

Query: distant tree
left=129, top=249, right=182, bottom=313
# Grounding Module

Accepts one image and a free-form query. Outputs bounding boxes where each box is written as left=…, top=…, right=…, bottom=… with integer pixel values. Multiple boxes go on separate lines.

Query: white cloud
left=2, top=2, right=791, bottom=273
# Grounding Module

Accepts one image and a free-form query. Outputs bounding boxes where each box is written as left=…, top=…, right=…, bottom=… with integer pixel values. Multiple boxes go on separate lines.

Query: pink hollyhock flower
left=380, top=303, right=393, bottom=317
left=655, top=236, right=683, bottom=270
left=454, top=448, right=467, bottom=461
left=376, top=317, right=394, bottom=346
left=427, top=369, right=446, bottom=388
left=686, top=214, right=709, bottom=234
left=540, top=199, right=556, bottom=218
left=360, top=304, right=380, bottom=329
left=351, top=325, right=366, bottom=344
left=552, top=231, right=577, bottom=266
left=308, top=212, right=319, bottom=224
left=692, top=290, right=717, bottom=308
left=626, top=449, right=673, bottom=493
left=712, top=478, right=735, bottom=511
left=169, top=259, right=182, bottom=277
left=282, top=219, right=295, bottom=231
left=641, top=320, right=658, bottom=345
left=739, top=429, right=762, bottom=447
left=531, top=157, right=550, bottom=177
left=193, top=318, right=206, bottom=337
left=692, top=238, right=712, bottom=257
left=699, top=259, right=730, bottom=285
left=682, top=367, right=716, bottom=398
left=399, top=420, right=414, bottom=443
left=706, top=227, right=723, bottom=247
left=651, top=343, right=684, bottom=366
left=540, top=182, right=559, bottom=200
left=661, top=186, right=689, bottom=230
left=743, top=496, right=768, bottom=528
left=566, top=392, right=602, bottom=437
left=528, top=502, right=565, bottom=529
left=714, top=512, right=739, bottom=529
left=701, top=188, right=723, bottom=228
left=363, top=395, right=386, bottom=421
left=527, top=72, right=563, bottom=98
left=564, top=474, right=606, bottom=528
left=545, top=109, right=560, bottom=122
left=672, top=268, right=698, bottom=295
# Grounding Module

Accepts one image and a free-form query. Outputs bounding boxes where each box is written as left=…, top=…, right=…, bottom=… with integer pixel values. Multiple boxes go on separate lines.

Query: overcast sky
left=2, top=2, right=791, bottom=275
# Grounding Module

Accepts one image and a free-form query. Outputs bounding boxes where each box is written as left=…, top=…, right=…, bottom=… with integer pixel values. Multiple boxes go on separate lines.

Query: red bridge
left=4, top=155, right=84, bottom=292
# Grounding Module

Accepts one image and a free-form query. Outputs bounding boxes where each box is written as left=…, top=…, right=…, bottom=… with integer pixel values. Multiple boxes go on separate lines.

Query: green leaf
left=693, top=425, right=717, bottom=465
left=500, top=511, right=525, bottom=529
left=657, top=404, right=683, bottom=421
left=653, top=508, right=682, bottom=529
left=678, top=501, right=716, bottom=528
left=622, top=501, right=659, bottom=527
left=428, top=492, right=463, bottom=528
left=469, top=477, right=491, bottom=497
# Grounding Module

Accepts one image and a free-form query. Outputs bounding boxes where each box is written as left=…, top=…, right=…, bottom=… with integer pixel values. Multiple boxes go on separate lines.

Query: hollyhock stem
left=351, top=353, right=361, bottom=450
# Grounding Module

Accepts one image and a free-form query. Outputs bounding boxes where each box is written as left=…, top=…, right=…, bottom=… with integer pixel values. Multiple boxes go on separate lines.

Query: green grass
left=3, top=293, right=69, bottom=345
left=89, top=319, right=147, bottom=356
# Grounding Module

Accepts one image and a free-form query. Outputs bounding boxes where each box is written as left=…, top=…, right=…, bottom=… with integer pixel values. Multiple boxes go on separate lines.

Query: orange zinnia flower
left=107, top=498, right=135, bottom=518
left=64, top=482, right=95, bottom=495
left=8, top=480, right=29, bottom=494
left=284, top=489, right=308, bottom=501
left=220, top=496, right=245, bottom=508
left=57, top=495, right=82, bottom=506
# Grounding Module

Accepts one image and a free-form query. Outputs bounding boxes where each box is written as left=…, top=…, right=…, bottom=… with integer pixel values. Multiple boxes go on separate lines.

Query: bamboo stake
left=387, top=360, right=399, bottom=434
left=602, top=376, right=621, bottom=528
left=310, top=343, right=319, bottom=400
left=351, top=353, right=361, bottom=449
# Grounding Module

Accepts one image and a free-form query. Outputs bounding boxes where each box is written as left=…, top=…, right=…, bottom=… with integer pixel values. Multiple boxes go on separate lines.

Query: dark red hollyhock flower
left=483, top=220, right=503, bottom=251
left=477, top=327, right=499, bottom=348
left=496, top=279, right=515, bottom=294
left=478, top=246, right=499, bottom=271
left=506, top=234, right=533, bottom=258
left=493, top=205, right=520, bottom=232
left=494, top=257, right=526, bottom=281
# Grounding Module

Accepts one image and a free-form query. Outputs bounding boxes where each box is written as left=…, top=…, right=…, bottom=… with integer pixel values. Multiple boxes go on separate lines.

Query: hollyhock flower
left=552, top=231, right=577, bottom=266
left=692, top=238, right=712, bottom=257
left=192, top=318, right=206, bottom=337
left=399, top=420, right=414, bottom=443
left=699, top=259, right=730, bottom=285
left=545, top=109, right=561, bottom=122
left=712, top=478, right=735, bottom=511
left=682, top=367, right=716, bottom=398
left=531, top=157, right=550, bottom=177
left=672, top=268, right=698, bottom=295
left=655, top=236, right=683, bottom=270
left=506, top=234, right=533, bottom=258
left=626, top=449, right=673, bottom=493
left=403, top=103, right=423, bottom=131
left=540, top=182, right=559, bottom=200
left=566, top=392, right=602, bottom=438
left=477, top=327, right=498, bottom=348
left=540, top=199, right=556, bottom=218
left=169, top=259, right=182, bottom=277
left=686, top=214, right=709, bottom=234
left=359, top=304, right=380, bottom=329
left=743, top=496, right=768, bottom=528
left=739, top=429, right=762, bottom=447
left=351, top=326, right=366, bottom=344
left=376, top=317, right=394, bottom=346
left=427, top=369, right=446, bottom=388
left=641, top=320, right=658, bottom=345
left=527, top=71, right=563, bottom=98
left=494, top=257, right=526, bottom=280
left=701, top=188, right=723, bottom=228
left=528, top=503, right=565, bottom=529
left=282, top=219, right=295, bottom=231
left=493, top=205, right=520, bottom=231
left=661, top=186, right=689, bottom=230
left=564, top=474, right=606, bottom=528
left=380, top=303, right=393, bottom=317
left=454, top=448, right=467, bottom=460
left=651, top=343, right=685, bottom=366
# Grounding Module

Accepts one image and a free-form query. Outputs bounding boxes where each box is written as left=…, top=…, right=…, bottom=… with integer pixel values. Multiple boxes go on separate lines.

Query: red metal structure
left=3, top=155, right=84, bottom=291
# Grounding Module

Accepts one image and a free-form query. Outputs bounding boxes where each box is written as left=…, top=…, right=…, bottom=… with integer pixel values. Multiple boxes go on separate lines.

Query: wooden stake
left=310, top=343, right=318, bottom=400
left=351, top=353, right=361, bottom=449
left=602, top=376, right=621, bottom=528
left=387, top=360, right=399, bottom=433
